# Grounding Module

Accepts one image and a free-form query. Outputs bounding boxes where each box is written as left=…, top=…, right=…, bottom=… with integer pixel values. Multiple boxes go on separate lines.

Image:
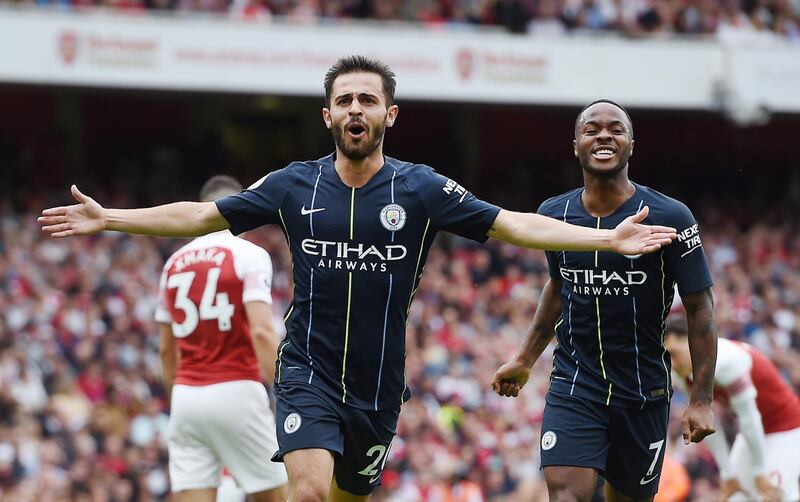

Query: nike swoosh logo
left=301, top=206, right=325, bottom=215
left=640, top=474, right=659, bottom=485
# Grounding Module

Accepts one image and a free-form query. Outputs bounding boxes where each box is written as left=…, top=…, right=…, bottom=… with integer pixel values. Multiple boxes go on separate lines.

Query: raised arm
left=680, top=288, right=717, bottom=444
left=487, top=206, right=676, bottom=256
left=39, top=185, right=228, bottom=238
left=492, top=276, right=563, bottom=397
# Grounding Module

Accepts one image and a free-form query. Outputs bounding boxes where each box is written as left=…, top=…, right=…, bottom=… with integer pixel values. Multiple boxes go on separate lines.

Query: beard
left=578, top=149, right=631, bottom=177
left=332, top=119, right=386, bottom=161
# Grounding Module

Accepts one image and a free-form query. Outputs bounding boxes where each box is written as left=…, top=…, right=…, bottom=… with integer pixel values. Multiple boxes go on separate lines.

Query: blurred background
left=0, top=1, right=799, bottom=501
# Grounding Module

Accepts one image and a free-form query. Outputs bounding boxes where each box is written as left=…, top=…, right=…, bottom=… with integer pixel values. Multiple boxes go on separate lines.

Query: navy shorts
left=271, top=383, right=399, bottom=496
left=540, top=391, right=669, bottom=498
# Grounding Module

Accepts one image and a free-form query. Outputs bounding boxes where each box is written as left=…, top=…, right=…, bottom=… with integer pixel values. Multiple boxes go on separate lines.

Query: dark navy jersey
left=540, top=183, right=712, bottom=408
left=216, top=154, right=500, bottom=411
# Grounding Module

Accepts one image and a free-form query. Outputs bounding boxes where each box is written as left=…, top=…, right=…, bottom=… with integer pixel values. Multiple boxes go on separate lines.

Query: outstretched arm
left=487, top=206, right=676, bottom=256
left=681, top=288, right=717, bottom=444
left=39, top=185, right=229, bottom=238
left=492, top=277, right=563, bottom=397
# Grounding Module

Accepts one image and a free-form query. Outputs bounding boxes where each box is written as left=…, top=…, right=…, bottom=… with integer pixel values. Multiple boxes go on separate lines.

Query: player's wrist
left=689, top=395, right=713, bottom=406
left=514, top=352, right=537, bottom=368
left=601, top=229, right=616, bottom=253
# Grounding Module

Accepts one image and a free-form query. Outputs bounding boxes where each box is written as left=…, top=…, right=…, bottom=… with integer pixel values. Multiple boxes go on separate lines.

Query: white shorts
left=730, top=426, right=800, bottom=501
left=168, top=380, right=288, bottom=494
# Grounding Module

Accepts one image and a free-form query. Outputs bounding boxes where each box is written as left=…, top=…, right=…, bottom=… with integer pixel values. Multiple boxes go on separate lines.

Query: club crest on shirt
left=284, top=413, right=302, bottom=434
left=380, top=204, right=407, bottom=231
left=541, top=431, right=557, bottom=450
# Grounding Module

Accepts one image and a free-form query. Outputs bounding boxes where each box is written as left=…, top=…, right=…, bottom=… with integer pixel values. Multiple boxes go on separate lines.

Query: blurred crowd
left=1, top=0, right=800, bottom=42
left=0, top=198, right=798, bottom=501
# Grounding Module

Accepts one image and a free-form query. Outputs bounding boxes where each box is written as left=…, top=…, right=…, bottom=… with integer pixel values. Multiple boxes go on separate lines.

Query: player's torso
left=164, top=236, right=260, bottom=385
left=279, top=163, right=429, bottom=300
left=275, top=160, right=434, bottom=409
left=546, top=186, right=675, bottom=407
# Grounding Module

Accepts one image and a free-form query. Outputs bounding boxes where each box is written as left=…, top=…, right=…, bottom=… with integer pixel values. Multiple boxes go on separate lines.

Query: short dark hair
left=199, top=175, right=242, bottom=202
left=665, top=317, right=689, bottom=338
left=324, top=55, right=396, bottom=107
left=575, top=99, right=634, bottom=138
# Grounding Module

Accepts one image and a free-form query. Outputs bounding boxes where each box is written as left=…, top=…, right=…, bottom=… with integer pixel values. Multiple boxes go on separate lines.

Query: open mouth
left=591, top=146, right=617, bottom=160
left=347, top=123, right=367, bottom=139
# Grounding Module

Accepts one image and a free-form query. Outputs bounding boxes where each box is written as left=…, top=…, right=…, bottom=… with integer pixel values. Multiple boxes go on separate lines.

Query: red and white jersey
left=681, top=338, right=800, bottom=434
left=155, top=231, right=273, bottom=386
left=716, top=339, right=800, bottom=433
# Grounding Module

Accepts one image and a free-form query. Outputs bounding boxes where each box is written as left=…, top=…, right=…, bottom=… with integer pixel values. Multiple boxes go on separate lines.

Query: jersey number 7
left=167, top=268, right=235, bottom=337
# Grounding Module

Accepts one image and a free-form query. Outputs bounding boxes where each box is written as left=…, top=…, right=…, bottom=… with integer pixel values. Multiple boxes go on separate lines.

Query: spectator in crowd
left=3, top=0, right=799, bottom=41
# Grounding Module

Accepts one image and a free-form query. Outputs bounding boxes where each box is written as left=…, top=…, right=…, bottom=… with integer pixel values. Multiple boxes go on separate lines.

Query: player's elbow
left=196, top=202, right=227, bottom=234
left=492, top=211, right=529, bottom=247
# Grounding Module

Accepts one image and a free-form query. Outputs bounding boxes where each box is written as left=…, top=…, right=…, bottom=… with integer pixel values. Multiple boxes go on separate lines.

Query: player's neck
left=581, top=171, right=635, bottom=217
left=334, top=147, right=385, bottom=188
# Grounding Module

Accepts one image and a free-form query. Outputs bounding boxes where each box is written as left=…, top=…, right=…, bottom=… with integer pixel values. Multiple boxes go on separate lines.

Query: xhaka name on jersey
left=173, top=247, right=226, bottom=272
left=302, top=239, right=407, bottom=273
left=561, top=267, right=648, bottom=296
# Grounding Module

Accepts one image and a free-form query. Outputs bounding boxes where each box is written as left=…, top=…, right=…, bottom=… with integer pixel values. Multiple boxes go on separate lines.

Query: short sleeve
left=715, top=340, right=753, bottom=390
left=240, top=246, right=273, bottom=305
left=215, top=168, right=296, bottom=235
left=154, top=262, right=172, bottom=324
left=411, top=166, right=501, bottom=242
left=537, top=200, right=562, bottom=280
left=662, top=202, right=713, bottom=296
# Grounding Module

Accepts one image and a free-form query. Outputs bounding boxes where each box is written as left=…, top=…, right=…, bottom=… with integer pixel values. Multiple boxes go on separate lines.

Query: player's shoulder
left=386, top=157, right=447, bottom=190
left=537, top=187, right=582, bottom=216
left=715, top=338, right=752, bottom=383
left=247, top=157, right=328, bottom=190
left=387, top=156, right=434, bottom=178
left=634, top=183, right=693, bottom=218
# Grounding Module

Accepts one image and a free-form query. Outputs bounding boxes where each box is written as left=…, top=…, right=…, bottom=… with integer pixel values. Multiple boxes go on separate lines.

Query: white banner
left=0, top=10, right=797, bottom=114
left=726, top=46, right=800, bottom=113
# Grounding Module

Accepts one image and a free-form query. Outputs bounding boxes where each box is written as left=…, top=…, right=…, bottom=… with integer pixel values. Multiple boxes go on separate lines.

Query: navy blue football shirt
left=539, top=183, right=712, bottom=408
left=216, top=154, right=500, bottom=410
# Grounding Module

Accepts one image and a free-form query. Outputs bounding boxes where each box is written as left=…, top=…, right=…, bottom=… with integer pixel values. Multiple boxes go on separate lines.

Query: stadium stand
left=0, top=0, right=798, bottom=40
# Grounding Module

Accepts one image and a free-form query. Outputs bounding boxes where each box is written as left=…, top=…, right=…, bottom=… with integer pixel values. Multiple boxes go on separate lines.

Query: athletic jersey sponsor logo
left=677, top=223, right=702, bottom=256
left=441, top=178, right=469, bottom=202
left=560, top=268, right=648, bottom=296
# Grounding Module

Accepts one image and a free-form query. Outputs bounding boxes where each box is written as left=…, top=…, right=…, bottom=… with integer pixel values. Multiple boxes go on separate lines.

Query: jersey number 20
left=167, top=268, right=234, bottom=337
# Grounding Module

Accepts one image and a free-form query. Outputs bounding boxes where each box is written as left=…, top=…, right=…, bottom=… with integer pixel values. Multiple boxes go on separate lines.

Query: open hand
left=611, top=206, right=677, bottom=256
left=491, top=358, right=531, bottom=397
left=682, top=401, right=715, bottom=444
left=38, top=185, right=106, bottom=238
